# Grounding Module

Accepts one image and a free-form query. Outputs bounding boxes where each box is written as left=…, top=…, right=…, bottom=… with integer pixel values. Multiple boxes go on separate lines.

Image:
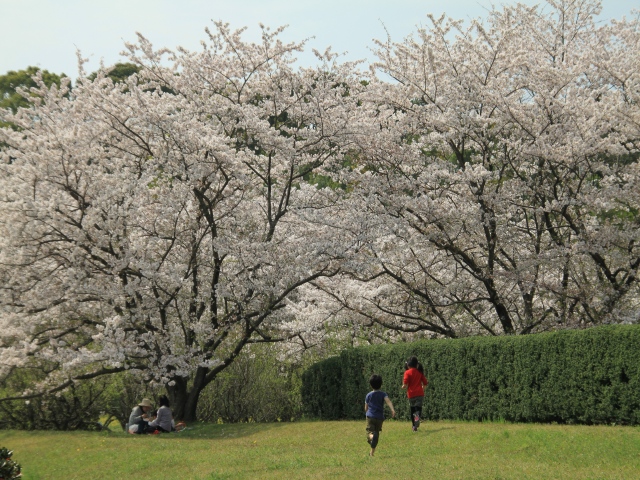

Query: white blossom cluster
left=0, top=23, right=362, bottom=406
left=319, top=0, right=640, bottom=339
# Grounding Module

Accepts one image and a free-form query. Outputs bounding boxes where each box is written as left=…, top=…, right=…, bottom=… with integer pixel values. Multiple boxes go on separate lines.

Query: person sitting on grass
left=147, top=395, right=173, bottom=433
left=128, top=398, right=153, bottom=434
left=365, top=374, right=396, bottom=457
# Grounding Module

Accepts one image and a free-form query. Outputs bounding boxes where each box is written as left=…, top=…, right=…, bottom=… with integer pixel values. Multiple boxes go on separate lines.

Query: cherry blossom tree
left=319, top=0, right=640, bottom=338
left=0, top=23, right=363, bottom=420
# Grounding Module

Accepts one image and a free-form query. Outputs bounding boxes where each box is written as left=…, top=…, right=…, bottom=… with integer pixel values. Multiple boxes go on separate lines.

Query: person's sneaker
left=412, top=425, right=417, bottom=432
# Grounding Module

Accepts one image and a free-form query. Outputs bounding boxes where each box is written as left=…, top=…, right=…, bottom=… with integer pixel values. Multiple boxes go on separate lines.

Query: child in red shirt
left=402, top=356, right=428, bottom=432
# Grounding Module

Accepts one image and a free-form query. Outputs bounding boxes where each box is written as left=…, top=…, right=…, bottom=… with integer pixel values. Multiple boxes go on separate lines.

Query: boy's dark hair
left=369, top=374, right=383, bottom=390
left=158, top=395, right=170, bottom=408
left=407, top=356, right=419, bottom=368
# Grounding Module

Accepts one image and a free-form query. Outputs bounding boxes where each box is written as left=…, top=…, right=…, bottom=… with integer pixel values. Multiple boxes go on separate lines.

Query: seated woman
left=147, top=395, right=173, bottom=433
left=127, top=398, right=153, bottom=434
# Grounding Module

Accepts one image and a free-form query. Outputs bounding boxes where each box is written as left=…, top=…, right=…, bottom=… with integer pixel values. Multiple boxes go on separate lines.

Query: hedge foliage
left=301, top=355, right=343, bottom=420
left=301, top=325, right=640, bottom=425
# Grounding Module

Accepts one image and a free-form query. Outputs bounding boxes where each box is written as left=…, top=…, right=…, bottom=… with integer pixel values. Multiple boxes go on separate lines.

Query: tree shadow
left=121, top=421, right=289, bottom=440
left=119, top=421, right=454, bottom=440
left=422, top=427, right=455, bottom=434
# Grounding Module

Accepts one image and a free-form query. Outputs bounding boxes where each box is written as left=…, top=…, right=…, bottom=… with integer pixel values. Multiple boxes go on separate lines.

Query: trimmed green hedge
left=301, top=355, right=343, bottom=420
left=301, top=325, right=640, bottom=424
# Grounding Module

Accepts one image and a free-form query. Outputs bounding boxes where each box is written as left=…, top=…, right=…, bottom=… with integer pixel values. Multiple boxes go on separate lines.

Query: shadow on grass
left=422, top=427, right=455, bottom=435
left=107, top=420, right=455, bottom=441
left=121, top=421, right=290, bottom=441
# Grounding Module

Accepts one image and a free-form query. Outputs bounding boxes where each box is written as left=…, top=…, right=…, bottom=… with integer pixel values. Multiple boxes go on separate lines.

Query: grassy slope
left=1, top=420, right=639, bottom=479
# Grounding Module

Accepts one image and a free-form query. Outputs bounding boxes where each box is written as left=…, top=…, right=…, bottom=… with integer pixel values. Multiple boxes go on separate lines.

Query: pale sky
left=1, top=0, right=637, bottom=78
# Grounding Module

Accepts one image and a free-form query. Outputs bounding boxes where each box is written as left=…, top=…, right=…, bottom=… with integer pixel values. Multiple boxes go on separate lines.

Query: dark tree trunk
left=166, top=367, right=209, bottom=422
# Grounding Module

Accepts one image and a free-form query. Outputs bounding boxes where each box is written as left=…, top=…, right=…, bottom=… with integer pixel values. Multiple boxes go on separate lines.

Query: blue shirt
left=365, top=390, right=388, bottom=420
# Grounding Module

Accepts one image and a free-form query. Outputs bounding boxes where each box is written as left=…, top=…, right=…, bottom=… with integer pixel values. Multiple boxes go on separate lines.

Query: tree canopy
left=0, top=67, right=66, bottom=129
left=310, top=0, right=640, bottom=339
left=0, top=24, right=361, bottom=420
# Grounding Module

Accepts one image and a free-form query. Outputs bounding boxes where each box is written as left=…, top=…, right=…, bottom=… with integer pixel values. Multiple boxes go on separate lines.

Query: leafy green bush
left=196, top=345, right=303, bottom=423
left=0, top=447, right=22, bottom=479
left=302, top=325, right=640, bottom=424
left=0, top=370, right=149, bottom=431
left=0, top=374, right=115, bottom=431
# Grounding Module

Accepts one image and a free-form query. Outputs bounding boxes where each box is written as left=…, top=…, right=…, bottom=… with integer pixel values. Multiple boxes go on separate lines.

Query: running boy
left=365, top=374, right=396, bottom=457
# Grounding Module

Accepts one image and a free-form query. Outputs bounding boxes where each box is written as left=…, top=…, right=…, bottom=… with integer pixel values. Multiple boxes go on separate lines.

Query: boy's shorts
left=366, top=417, right=384, bottom=433
left=409, top=396, right=424, bottom=408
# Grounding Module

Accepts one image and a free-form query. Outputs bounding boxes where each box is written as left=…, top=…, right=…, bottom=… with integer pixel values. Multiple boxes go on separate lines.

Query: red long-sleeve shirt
left=403, top=368, right=428, bottom=399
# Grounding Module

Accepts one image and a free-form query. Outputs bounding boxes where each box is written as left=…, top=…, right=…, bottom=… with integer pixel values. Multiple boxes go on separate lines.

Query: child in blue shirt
left=365, top=374, right=396, bottom=457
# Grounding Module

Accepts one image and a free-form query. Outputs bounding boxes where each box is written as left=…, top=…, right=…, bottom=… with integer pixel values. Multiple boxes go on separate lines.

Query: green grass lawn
left=1, top=420, right=639, bottom=479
